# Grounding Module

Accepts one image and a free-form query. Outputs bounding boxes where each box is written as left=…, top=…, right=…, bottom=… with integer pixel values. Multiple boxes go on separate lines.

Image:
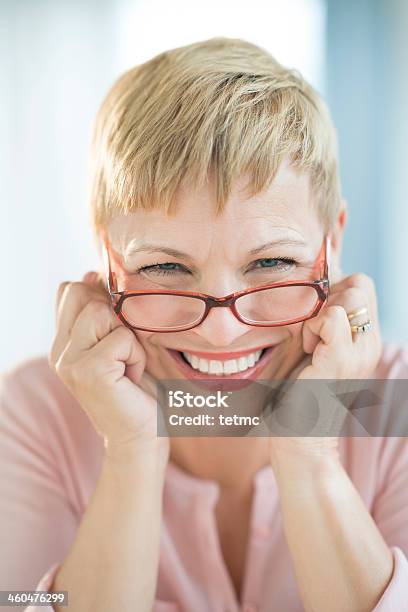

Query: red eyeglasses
left=101, top=234, right=331, bottom=333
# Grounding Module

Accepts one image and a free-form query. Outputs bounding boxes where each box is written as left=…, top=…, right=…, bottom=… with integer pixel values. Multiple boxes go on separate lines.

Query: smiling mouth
left=179, top=348, right=267, bottom=370
left=166, top=345, right=277, bottom=380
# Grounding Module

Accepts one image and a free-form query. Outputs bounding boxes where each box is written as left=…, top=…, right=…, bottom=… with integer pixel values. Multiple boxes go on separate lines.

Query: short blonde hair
left=89, top=37, right=341, bottom=236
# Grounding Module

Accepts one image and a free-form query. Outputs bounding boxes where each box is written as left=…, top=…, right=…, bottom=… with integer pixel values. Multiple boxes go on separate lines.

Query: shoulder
left=0, top=356, right=104, bottom=510
left=1, top=354, right=65, bottom=395
left=340, top=342, right=408, bottom=502
left=0, top=355, right=76, bottom=421
left=0, top=354, right=101, bottom=455
left=372, top=342, right=408, bottom=478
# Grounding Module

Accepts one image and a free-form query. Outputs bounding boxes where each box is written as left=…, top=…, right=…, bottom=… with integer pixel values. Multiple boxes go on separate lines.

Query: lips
left=166, top=345, right=277, bottom=392
left=173, top=344, right=273, bottom=360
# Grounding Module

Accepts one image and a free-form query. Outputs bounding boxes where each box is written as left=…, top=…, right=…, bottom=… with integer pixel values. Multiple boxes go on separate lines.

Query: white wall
left=1, top=0, right=326, bottom=371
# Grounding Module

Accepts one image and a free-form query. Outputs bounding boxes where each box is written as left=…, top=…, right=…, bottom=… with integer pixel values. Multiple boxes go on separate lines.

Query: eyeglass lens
left=120, top=285, right=319, bottom=330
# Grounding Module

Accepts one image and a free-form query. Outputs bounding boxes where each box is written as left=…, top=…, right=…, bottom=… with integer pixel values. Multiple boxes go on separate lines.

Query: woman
left=1, top=37, right=408, bottom=612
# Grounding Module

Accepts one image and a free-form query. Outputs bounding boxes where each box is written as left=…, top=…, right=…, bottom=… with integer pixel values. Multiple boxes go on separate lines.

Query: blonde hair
left=89, top=37, right=341, bottom=236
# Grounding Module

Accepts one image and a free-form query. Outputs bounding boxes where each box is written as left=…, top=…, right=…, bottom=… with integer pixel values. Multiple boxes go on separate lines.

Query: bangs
left=89, top=37, right=340, bottom=235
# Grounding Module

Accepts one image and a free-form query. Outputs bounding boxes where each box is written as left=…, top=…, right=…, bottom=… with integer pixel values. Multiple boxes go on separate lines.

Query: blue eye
left=252, top=257, right=296, bottom=270
left=138, top=263, right=189, bottom=276
left=136, top=257, right=297, bottom=277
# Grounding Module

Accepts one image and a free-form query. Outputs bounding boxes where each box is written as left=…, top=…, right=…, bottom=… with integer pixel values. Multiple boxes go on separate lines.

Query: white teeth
left=248, top=353, right=256, bottom=367
left=209, top=361, right=223, bottom=374
left=238, top=356, right=248, bottom=370
left=182, top=349, right=263, bottom=375
left=199, top=358, right=209, bottom=373
left=224, top=359, right=239, bottom=374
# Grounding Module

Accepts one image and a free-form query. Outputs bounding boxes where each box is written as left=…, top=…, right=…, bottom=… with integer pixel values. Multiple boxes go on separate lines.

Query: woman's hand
left=49, top=271, right=169, bottom=459
left=269, top=271, right=382, bottom=464
left=300, top=271, right=382, bottom=379
left=266, top=274, right=394, bottom=612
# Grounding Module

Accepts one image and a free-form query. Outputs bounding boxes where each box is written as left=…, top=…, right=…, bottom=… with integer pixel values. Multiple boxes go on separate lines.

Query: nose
left=193, top=302, right=250, bottom=347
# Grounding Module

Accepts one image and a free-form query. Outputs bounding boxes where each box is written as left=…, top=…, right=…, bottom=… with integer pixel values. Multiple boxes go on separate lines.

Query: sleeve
left=0, top=366, right=79, bottom=612
left=370, top=436, right=408, bottom=611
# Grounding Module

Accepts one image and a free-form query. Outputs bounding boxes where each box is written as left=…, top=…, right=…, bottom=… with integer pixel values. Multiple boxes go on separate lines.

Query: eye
left=136, top=262, right=191, bottom=276
left=134, top=258, right=298, bottom=277
left=250, top=257, right=298, bottom=271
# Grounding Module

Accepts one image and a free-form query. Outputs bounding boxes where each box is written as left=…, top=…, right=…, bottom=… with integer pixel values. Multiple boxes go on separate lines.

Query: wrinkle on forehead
left=107, top=161, right=322, bottom=257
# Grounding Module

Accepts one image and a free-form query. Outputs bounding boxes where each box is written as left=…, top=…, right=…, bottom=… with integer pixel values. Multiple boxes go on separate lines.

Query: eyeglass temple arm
left=100, top=236, right=116, bottom=294
left=323, top=233, right=331, bottom=280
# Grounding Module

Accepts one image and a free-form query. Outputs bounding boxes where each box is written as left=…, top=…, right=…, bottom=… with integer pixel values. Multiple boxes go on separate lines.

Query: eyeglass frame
left=101, top=232, right=331, bottom=333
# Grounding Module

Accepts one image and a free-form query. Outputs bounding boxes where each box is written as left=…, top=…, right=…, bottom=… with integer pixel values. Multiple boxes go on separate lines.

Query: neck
left=169, top=436, right=270, bottom=495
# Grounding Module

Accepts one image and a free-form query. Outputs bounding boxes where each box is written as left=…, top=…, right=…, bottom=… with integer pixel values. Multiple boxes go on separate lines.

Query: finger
left=302, top=305, right=352, bottom=364
left=95, top=326, right=147, bottom=383
left=329, top=272, right=376, bottom=301
left=302, top=276, right=381, bottom=377
left=327, top=286, right=378, bottom=348
left=50, top=280, right=111, bottom=367
left=83, top=270, right=108, bottom=293
left=302, top=289, right=366, bottom=354
left=327, top=286, right=369, bottom=319
left=67, top=298, right=122, bottom=353
left=302, top=319, right=321, bottom=354
left=54, top=282, right=70, bottom=326
left=328, top=285, right=381, bottom=374
left=51, top=281, right=72, bottom=362
left=55, top=273, right=107, bottom=330
left=328, top=275, right=379, bottom=328
left=61, top=324, right=147, bottom=387
left=329, top=275, right=356, bottom=295
left=137, top=370, right=159, bottom=400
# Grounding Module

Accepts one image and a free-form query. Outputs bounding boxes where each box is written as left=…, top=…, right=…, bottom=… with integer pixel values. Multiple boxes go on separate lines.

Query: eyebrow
left=124, top=237, right=308, bottom=261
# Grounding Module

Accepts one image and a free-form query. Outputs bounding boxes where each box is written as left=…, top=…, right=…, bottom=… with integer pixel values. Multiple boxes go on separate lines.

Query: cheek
left=267, top=326, right=304, bottom=364
left=290, top=321, right=304, bottom=340
left=134, top=332, right=172, bottom=374
left=280, top=322, right=304, bottom=344
left=133, top=330, right=157, bottom=358
left=279, top=323, right=305, bottom=356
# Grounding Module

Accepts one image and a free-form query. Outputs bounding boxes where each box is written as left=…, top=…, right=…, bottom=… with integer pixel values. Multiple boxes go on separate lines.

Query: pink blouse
left=1, top=343, right=408, bottom=612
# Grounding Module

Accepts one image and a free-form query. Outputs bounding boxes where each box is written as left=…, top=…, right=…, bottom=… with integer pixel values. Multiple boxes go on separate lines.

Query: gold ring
left=347, top=307, right=369, bottom=322
left=350, top=320, right=372, bottom=333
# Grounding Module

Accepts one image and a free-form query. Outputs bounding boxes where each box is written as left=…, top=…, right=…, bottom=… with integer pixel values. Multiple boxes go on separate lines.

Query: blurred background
left=1, top=0, right=407, bottom=371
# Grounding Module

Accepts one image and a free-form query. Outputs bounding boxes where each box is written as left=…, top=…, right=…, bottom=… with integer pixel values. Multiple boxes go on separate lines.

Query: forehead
left=107, top=158, right=322, bottom=251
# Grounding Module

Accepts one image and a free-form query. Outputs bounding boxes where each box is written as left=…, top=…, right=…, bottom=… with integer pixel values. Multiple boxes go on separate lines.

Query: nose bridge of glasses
left=206, top=294, right=236, bottom=307
left=195, top=294, right=250, bottom=340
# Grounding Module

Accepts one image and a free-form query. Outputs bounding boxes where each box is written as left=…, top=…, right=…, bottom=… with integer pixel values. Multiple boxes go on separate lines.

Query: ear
left=329, top=199, right=348, bottom=276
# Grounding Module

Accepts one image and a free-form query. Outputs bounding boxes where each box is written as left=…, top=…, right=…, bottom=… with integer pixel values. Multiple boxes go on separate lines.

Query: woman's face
left=106, top=157, right=342, bottom=382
